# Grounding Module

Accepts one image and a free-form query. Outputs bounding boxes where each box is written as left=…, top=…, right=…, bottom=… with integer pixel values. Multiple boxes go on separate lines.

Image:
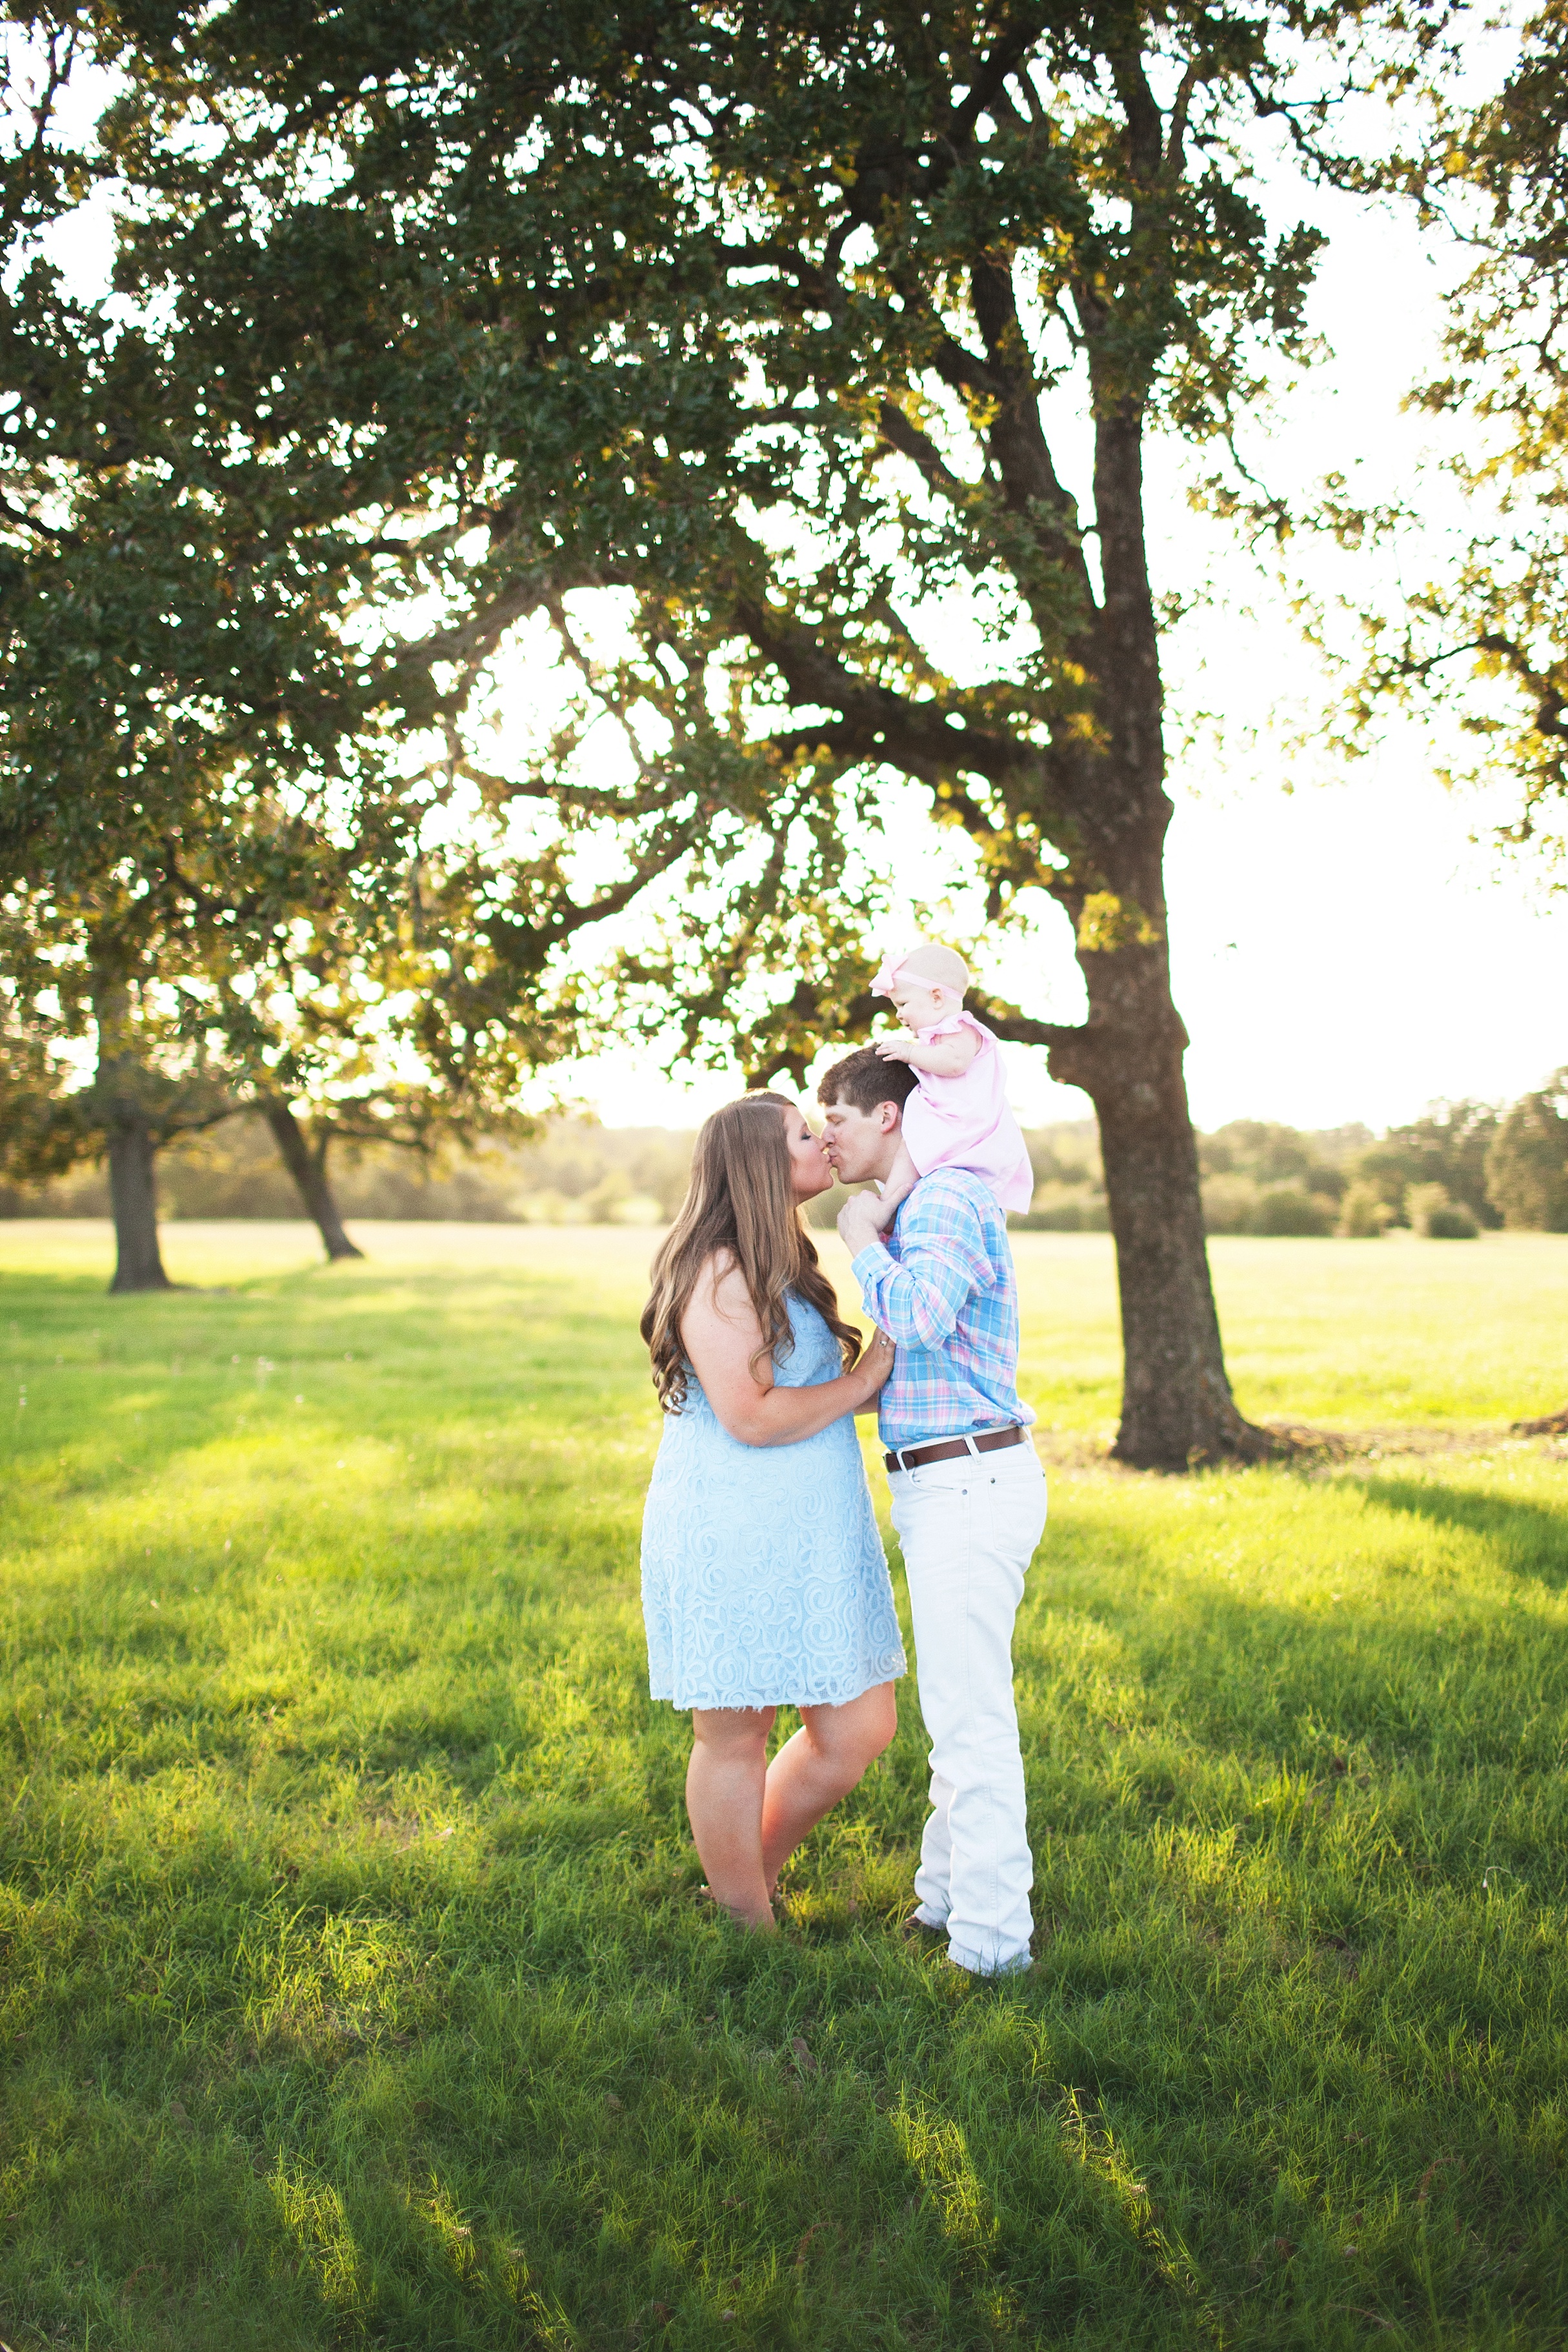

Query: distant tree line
left=0, top=1114, right=699, bottom=1229
left=8, top=1074, right=1565, bottom=1236
left=1018, top=1081, right=1568, bottom=1238
left=1191, top=1083, right=1568, bottom=1239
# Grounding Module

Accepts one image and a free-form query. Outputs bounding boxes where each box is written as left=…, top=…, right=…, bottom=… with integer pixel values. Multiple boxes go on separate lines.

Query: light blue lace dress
left=641, top=1293, right=907, bottom=1710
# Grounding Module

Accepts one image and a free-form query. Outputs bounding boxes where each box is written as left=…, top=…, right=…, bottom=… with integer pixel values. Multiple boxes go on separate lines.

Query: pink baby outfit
left=901, top=1012, right=1035, bottom=1214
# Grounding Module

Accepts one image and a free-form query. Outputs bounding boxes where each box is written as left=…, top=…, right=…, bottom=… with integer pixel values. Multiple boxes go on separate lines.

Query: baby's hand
left=874, top=1035, right=914, bottom=1062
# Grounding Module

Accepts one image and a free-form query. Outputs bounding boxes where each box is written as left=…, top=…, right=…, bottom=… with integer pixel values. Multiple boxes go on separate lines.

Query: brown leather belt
left=885, top=1425, right=1029, bottom=1474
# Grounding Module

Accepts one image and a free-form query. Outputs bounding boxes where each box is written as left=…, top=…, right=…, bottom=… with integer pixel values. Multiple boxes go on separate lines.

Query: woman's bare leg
left=761, top=1682, right=898, bottom=1892
left=687, top=1707, right=778, bottom=1929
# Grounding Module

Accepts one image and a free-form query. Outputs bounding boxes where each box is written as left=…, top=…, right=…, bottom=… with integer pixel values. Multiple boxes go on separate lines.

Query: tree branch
left=1164, top=60, right=1203, bottom=181
left=876, top=399, right=970, bottom=505
left=966, top=256, right=1098, bottom=614
left=973, top=1003, right=1089, bottom=1051
left=735, top=600, right=1034, bottom=793
left=0, top=492, right=75, bottom=544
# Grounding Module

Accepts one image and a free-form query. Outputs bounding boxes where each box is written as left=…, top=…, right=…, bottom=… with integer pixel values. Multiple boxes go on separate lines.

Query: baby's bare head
left=897, top=943, right=970, bottom=995
left=879, top=941, right=970, bottom=1030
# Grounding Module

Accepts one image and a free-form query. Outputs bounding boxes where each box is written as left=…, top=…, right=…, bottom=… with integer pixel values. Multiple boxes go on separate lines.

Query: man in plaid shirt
left=819, top=1046, right=1047, bottom=1978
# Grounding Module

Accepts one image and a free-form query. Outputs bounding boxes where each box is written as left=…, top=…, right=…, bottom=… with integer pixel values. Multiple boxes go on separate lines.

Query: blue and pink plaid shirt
left=850, top=1168, right=1034, bottom=1452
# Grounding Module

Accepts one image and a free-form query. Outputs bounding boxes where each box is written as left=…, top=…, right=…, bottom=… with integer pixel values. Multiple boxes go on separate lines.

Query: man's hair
left=816, top=1047, right=920, bottom=1116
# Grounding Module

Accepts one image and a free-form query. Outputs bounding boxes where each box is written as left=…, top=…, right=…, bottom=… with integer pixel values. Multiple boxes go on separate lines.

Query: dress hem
left=648, top=1657, right=906, bottom=1712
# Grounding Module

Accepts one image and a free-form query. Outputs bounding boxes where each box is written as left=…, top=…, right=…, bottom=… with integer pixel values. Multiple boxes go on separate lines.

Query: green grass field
left=3, top=1221, right=1567, bottom=2351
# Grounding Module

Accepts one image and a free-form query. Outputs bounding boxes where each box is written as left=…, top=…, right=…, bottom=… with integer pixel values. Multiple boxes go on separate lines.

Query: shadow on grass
left=1028, top=1489, right=1568, bottom=1789
left=228, top=1940, right=1180, bottom=2352
left=0, top=1258, right=648, bottom=1494
left=1360, top=1474, right=1568, bottom=1589
left=10, top=1265, right=1568, bottom=2348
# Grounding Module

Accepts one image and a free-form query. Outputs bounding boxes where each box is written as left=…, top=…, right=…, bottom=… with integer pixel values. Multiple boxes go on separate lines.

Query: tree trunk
left=262, top=1099, right=364, bottom=1260
left=92, top=966, right=174, bottom=1295
left=1098, top=1060, right=1261, bottom=1470
left=1048, top=399, right=1272, bottom=1471
left=1048, top=967, right=1271, bottom=1471
left=106, top=1111, right=172, bottom=1293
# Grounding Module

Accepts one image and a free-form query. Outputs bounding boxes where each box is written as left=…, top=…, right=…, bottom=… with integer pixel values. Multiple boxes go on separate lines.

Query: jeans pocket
left=889, top=1465, right=969, bottom=1553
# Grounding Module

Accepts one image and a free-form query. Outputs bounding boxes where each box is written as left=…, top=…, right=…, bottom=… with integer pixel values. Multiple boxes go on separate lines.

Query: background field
left=3, top=1223, right=1568, bottom=2350
left=6, top=1218, right=1566, bottom=1436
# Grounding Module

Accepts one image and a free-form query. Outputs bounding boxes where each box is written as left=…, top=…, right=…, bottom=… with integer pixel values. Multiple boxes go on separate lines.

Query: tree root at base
left=1112, top=1416, right=1305, bottom=1473
left=1513, top=1404, right=1568, bottom=1436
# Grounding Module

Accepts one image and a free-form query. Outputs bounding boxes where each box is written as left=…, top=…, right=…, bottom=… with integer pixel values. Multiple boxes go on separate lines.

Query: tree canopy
left=48, top=0, right=1424, bottom=1458
left=7, top=0, right=1555, bottom=1452
left=1, top=3, right=694, bottom=1278
left=1363, top=0, right=1568, bottom=873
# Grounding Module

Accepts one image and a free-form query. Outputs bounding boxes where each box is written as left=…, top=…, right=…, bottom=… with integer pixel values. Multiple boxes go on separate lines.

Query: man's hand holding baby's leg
left=866, top=1140, right=920, bottom=1232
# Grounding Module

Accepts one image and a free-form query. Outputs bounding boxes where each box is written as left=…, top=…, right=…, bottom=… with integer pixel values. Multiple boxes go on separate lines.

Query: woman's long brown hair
left=639, top=1092, right=863, bottom=1412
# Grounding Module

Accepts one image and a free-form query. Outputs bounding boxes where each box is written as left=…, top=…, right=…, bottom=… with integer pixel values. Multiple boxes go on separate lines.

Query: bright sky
left=32, top=50, right=1568, bottom=1141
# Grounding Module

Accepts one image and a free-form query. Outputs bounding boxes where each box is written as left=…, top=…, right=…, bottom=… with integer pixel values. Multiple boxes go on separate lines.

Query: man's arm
left=845, top=1181, right=992, bottom=1350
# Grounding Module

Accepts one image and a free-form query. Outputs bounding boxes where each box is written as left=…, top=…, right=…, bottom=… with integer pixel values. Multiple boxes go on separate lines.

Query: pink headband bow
left=871, top=950, right=910, bottom=997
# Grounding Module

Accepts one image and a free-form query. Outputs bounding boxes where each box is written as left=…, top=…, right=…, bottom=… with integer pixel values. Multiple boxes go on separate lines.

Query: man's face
left=819, top=1094, right=900, bottom=1185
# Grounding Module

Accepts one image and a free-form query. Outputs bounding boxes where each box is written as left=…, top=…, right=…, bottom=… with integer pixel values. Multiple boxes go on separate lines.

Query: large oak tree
left=53, top=1, right=1415, bottom=1457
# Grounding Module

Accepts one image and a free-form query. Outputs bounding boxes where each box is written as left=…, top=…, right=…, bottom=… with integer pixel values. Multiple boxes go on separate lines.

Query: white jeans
left=889, top=1443, right=1047, bottom=1975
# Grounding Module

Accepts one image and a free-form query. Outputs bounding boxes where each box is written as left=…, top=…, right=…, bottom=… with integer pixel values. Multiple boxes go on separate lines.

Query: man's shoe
left=900, top=1910, right=949, bottom=1950
left=941, top=1954, right=1041, bottom=1989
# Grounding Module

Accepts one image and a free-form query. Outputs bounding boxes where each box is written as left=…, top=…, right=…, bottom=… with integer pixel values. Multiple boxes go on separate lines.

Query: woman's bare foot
left=700, top=1885, right=778, bottom=1931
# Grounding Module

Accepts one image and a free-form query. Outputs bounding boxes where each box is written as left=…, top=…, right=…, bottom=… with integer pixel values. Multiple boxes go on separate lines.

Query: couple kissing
left=639, top=1019, right=1045, bottom=1978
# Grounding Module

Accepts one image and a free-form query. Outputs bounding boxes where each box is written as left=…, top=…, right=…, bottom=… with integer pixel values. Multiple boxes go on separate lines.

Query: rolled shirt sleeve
left=850, top=1191, right=989, bottom=1348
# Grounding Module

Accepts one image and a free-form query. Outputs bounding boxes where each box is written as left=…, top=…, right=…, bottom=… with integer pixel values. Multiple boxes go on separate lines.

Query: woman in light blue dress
left=640, top=1092, right=905, bottom=1929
